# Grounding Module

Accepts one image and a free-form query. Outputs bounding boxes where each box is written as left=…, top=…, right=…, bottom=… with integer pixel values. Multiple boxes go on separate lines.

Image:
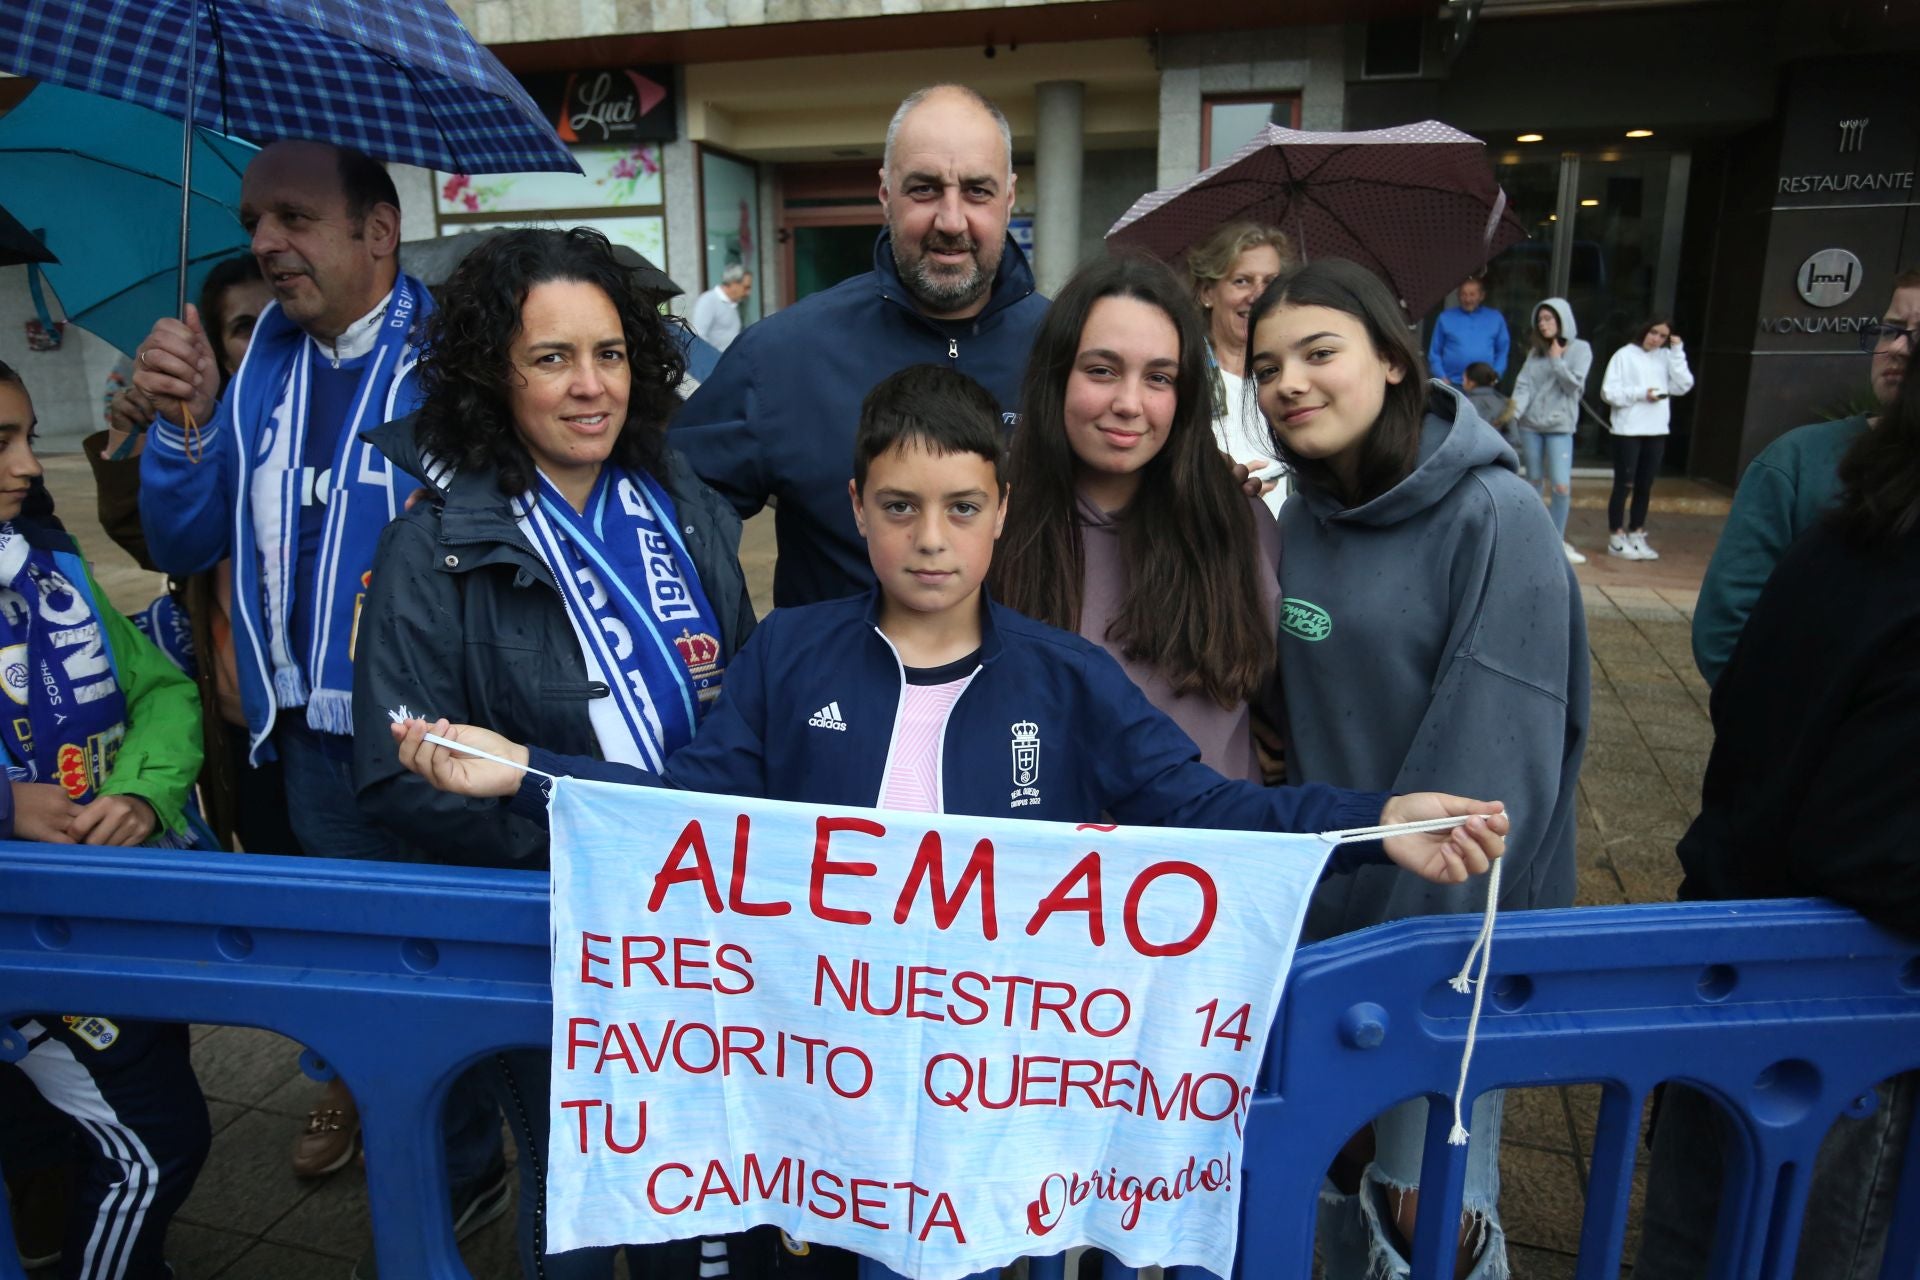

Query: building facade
left=2, top=0, right=1914, bottom=482
left=419, top=0, right=1920, bottom=485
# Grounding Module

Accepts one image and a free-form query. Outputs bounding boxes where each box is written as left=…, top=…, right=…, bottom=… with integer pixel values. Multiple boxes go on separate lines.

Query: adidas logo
left=807, top=701, right=848, bottom=732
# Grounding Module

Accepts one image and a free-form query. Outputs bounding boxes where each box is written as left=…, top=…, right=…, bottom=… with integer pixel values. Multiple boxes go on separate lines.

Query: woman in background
left=1185, top=220, right=1294, bottom=515
left=1508, top=297, right=1592, bottom=565
left=1600, top=316, right=1694, bottom=560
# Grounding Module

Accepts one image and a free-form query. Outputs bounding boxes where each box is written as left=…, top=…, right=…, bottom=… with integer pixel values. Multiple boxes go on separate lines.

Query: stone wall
left=1155, top=25, right=1347, bottom=188
left=450, top=0, right=1106, bottom=45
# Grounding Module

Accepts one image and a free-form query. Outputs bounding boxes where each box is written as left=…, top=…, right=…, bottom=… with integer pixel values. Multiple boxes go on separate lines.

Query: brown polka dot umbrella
left=1106, top=120, right=1530, bottom=319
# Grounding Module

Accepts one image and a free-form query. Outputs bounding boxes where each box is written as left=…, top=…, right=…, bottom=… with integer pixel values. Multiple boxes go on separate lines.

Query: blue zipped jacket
left=670, top=233, right=1050, bottom=609
left=138, top=279, right=432, bottom=765
left=517, top=592, right=1391, bottom=864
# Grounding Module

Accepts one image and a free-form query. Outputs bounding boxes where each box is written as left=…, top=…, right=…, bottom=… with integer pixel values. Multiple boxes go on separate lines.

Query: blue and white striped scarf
left=249, top=276, right=421, bottom=733
left=516, top=467, right=726, bottom=772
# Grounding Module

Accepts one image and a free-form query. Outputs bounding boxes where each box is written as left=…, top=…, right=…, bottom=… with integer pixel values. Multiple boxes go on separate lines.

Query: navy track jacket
left=516, top=592, right=1391, bottom=867
left=669, top=233, right=1050, bottom=609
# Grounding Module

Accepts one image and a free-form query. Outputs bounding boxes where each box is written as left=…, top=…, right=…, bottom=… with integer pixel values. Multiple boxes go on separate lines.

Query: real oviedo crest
left=1010, top=720, right=1042, bottom=809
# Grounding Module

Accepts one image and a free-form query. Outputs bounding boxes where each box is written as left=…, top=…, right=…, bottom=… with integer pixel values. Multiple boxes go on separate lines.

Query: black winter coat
left=1677, top=520, right=1920, bottom=937
left=350, top=416, right=756, bottom=869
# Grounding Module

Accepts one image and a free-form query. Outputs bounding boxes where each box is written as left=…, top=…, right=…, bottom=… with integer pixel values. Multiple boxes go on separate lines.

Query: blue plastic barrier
left=3, top=842, right=1918, bottom=1280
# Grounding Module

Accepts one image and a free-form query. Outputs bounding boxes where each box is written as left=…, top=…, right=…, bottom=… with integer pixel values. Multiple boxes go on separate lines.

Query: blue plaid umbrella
left=0, top=0, right=579, bottom=176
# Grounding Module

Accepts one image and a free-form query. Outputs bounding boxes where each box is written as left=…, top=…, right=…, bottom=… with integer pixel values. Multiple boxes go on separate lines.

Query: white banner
left=546, top=778, right=1336, bottom=1279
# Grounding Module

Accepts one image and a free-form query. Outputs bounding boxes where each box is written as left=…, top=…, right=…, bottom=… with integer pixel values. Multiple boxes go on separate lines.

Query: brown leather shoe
left=291, top=1075, right=360, bottom=1178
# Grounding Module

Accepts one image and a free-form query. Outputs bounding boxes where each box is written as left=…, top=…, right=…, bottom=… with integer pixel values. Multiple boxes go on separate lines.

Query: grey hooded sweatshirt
left=1280, top=384, right=1589, bottom=940
left=1508, top=296, right=1592, bottom=436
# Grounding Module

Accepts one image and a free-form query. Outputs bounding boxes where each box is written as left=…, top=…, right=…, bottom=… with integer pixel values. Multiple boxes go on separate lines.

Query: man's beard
left=891, top=230, right=1001, bottom=314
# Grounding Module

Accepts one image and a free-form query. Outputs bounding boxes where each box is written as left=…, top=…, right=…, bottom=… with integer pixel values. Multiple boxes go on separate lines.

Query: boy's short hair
left=853, top=364, right=1007, bottom=493
left=1463, top=361, right=1499, bottom=388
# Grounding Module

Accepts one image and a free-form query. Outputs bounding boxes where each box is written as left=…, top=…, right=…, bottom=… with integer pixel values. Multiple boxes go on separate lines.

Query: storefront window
left=699, top=147, right=761, bottom=326
left=1202, top=95, right=1302, bottom=170
left=435, top=143, right=668, bottom=277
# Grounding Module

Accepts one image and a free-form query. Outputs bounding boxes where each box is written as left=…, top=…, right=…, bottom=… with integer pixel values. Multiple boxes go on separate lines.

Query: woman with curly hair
left=351, top=227, right=755, bottom=1279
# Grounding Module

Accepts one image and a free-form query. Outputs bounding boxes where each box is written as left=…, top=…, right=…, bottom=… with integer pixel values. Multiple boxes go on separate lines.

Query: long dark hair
left=1629, top=315, right=1674, bottom=347
left=414, top=227, right=686, bottom=496
left=1829, top=358, right=1920, bottom=545
left=1245, top=258, right=1428, bottom=508
left=991, top=254, right=1273, bottom=708
left=197, top=254, right=264, bottom=386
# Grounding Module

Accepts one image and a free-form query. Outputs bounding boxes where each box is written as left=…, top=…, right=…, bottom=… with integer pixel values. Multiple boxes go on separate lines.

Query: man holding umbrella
left=129, top=139, right=509, bottom=1240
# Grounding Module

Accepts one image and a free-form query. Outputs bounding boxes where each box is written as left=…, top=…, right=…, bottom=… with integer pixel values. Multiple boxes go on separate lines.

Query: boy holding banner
left=389, top=362, right=1506, bottom=1276
left=391, top=364, right=1505, bottom=883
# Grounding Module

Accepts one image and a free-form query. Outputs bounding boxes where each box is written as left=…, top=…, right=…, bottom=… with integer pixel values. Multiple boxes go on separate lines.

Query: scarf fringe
left=304, top=689, right=356, bottom=736
left=273, top=665, right=310, bottom=709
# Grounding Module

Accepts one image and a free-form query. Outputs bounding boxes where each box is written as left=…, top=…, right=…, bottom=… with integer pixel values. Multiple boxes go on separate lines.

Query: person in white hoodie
left=1600, top=316, right=1694, bottom=559
left=1509, top=297, right=1593, bottom=563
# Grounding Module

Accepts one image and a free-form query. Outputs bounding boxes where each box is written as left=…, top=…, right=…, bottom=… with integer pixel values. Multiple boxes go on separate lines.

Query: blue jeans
left=273, top=716, right=506, bottom=1193
left=274, top=715, right=404, bottom=861
left=1520, top=430, right=1574, bottom=539
left=1319, top=1092, right=1509, bottom=1280
left=1635, top=1076, right=1916, bottom=1280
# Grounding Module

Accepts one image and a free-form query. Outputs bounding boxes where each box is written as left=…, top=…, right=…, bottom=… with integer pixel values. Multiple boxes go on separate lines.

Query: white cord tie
left=1318, top=815, right=1478, bottom=844
left=1446, top=855, right=1503, bottom=1144
left=386, top=706, right=562, bottom=782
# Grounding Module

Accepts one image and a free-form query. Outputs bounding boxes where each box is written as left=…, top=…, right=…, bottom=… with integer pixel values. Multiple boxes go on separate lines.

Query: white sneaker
left=1562, top=540, right=1588, bottom=565
left=1628, top=531, right=1659, bottom=560
left=1607, top=533, right=1636, bottom=559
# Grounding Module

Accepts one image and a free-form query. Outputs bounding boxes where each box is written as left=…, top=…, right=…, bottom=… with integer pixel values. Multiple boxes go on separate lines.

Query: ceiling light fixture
left=1517, top=133, right=1544, bottom=143
left=1579, top=198, right=1599, bottom=207
left=1625, top=129, right=1654, bottom=138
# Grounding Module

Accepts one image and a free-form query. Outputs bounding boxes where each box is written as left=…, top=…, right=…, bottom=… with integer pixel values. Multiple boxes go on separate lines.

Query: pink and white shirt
left=878, top=654, right=980, bottom=812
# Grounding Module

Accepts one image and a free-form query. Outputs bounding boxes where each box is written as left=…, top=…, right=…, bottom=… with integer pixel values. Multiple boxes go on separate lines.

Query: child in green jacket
left=0, top=360, right=210, bottom=1279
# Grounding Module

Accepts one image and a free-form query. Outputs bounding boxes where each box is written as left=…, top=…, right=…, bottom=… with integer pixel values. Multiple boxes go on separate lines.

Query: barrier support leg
left=1409, top=1094, right=1473, bottom=1280
left=1714, top=1119, right=1819, bottom=1280
left=1573, top=1083, right=1645, bottom=1280
left=1237, top=1098, right=1317, bottom=1278
left=356, top=1055, right=470, bottom=1279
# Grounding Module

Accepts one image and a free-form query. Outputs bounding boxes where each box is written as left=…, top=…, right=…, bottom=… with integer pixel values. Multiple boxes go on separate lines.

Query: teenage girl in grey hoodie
left=1509, top=297, right=1592, bottom=562
left=1247, top=260, right=1590, bottom=1280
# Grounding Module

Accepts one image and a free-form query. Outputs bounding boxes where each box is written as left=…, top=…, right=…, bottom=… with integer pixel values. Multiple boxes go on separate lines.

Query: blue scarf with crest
left=516, top=467, right=726, bottom=771
left=0, top=524, right=128, bottom=802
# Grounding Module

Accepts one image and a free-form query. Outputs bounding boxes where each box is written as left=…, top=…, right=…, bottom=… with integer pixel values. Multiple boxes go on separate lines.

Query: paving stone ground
left=22, top=456, right=1733, bottom=1278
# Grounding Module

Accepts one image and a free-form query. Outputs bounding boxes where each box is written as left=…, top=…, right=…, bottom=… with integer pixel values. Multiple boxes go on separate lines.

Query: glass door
left=776, top=161, right=883, bottom=309
left=1483, top=153, right=1563, bottom=384
left=1564, top=149, right=1676, bottom=461
left=1484, top=145, right=1687, bottom=462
